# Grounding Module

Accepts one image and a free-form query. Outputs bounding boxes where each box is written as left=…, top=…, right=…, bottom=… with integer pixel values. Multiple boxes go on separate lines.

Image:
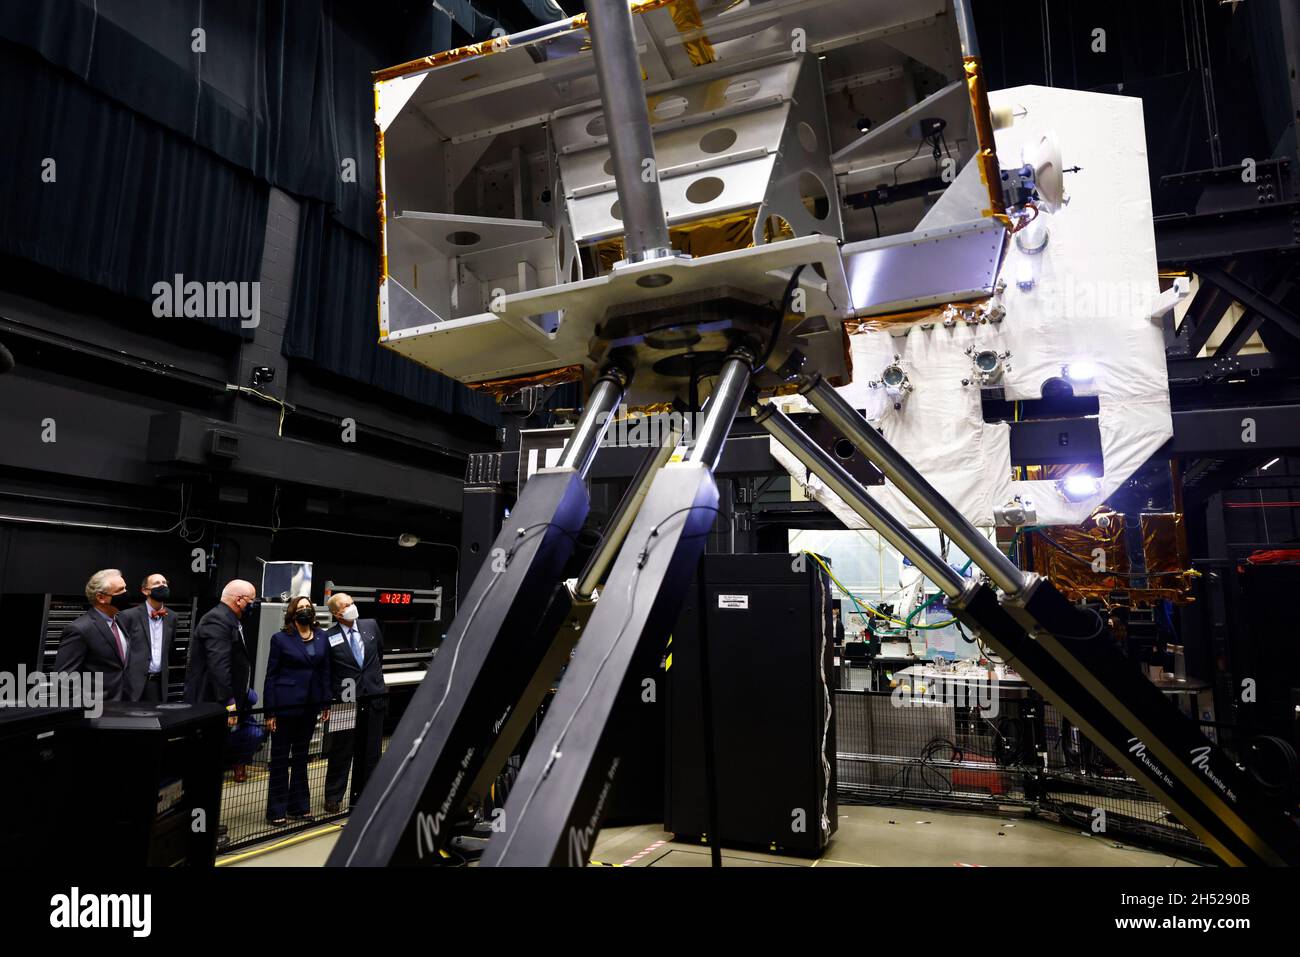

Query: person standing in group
left=263, top=596, right=331, bottom=825
left=322, top=592, right=387, bottom=813
left=184, top=580, right=258, bottom=728
left=118, top=572, right=174, bottom=702
left=54, top=568, right=140, bottom=702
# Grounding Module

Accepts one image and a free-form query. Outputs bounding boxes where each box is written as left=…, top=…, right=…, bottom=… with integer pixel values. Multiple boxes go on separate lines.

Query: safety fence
left=218, top=686, right=1241, bottom=862
left=833, top=688, right=1224, bottom=861
left=217, top=694, right=389, bottom=852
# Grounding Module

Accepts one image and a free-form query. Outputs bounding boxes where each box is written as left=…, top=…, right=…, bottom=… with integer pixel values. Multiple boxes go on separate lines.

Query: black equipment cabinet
left=54, top=701, right=227, bottom=866
left=0, top=707, right=82, bottom=859
left=666, top=553, right=838, bottom=855
left=1240, top=563, right=1300, bottom=743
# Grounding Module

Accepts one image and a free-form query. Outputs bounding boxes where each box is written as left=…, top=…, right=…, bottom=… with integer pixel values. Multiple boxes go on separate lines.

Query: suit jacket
left=52, top=609, right=135, bottom=702
left=183, top=602, right=252, bottom=709
left=117, top=602, right=175, bottom=700
left=324, top=618, right=387, bottom=702
left=262, top=628, right=332, bottom=716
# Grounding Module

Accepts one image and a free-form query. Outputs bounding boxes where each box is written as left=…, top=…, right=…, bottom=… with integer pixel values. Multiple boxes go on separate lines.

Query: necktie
left=109, top=619, right=126, bottom=663
left=350, top=629, right=364, bottom=667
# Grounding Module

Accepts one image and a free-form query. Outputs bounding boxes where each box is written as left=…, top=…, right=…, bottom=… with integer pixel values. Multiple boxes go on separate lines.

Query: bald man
left=184, top=580, right=258, bottom=727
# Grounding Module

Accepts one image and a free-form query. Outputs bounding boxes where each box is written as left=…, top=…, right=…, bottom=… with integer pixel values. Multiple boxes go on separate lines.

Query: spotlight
left=397, top=533, right=420, bottom=547
left=1063, top=361, right=1098, bottom=384
left=856, top=116, right=872, bottom=134
left=1058, top=474, right=1101, bottom=502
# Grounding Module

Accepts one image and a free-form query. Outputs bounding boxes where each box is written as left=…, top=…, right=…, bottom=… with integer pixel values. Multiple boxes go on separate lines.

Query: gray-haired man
left=54, top=568, right=140, bottom=701
left=322, top=592, right=388, bottom=812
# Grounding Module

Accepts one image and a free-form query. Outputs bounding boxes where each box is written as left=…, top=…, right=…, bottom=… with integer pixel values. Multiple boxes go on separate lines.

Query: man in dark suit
left=184, top=579, right=257, bottom=728
left=118, top=572, right=174, bottom=702
left=322, top=592, right=388, bottom=812
left=53, top=568, right=140, bottom=703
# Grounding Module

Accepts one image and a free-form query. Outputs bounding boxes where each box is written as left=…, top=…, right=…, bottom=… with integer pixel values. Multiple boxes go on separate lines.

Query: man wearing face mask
left=322, top=592, right=387, bottom=813
left=54, top=568, right=140, bottom=702
left=118, top=573, right=175, bottom=702
left=184, top=580, right=258, bottom=728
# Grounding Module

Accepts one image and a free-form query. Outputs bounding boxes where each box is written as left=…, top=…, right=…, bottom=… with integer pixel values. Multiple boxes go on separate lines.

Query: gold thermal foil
left=466, top=365, right=585, bottom=401
left=1029, top=509, right=1131, bottom=600
left=669, top=0, right=717, bottom=66
left=593, top=209, right=761, bottom=270
left=1030, top=508, right=1196, bottom=606
left=1141, top=512, right=1189, bottom=576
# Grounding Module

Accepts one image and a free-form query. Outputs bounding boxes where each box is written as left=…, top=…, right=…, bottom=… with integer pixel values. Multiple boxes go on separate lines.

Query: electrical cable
left=891, top=137, right=927, bottom=186
left=801, top=551, right=956, bottom=630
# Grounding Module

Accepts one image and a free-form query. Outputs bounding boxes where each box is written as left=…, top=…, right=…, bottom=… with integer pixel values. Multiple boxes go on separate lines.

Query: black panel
left=667, top=553, right=837, bottom=856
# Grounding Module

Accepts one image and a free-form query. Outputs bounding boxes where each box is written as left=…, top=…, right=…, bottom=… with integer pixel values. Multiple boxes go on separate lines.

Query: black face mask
left=293, top=609, right=314, bottom=625
left=149, top=585, right=170, bottom=603
left=109, top=592, right=134, bottom=610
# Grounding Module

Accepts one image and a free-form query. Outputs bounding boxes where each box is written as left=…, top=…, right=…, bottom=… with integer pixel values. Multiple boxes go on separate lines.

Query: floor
left=221, top=803, right=1192, bottom=867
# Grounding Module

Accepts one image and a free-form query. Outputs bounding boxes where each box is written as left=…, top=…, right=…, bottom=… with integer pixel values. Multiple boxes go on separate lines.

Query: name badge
left=328, top=634, right=345, bottom=647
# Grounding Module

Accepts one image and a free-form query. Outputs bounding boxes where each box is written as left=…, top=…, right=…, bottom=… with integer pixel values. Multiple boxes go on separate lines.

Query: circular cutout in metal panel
left=762, top=214, right=794, bottom=243
left=685, top=176, right=725, bottom=204
left=797, top=122, right=818, bottom=152
left=798, top=171, right=829, bottom=221
left=446, top=231, right=481, bottom=247
left=699, top=127, right=738, bottom=154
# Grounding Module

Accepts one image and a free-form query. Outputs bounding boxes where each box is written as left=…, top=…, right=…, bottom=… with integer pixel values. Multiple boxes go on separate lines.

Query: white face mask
left=341, top=605, right=360, bottom=623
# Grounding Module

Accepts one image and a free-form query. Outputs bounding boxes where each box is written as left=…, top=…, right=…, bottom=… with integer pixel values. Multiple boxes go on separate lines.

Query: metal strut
left=762, top=387, right=1300, bottom=866
left=481, top=348, right=754, bottom=866
left=327, top=367, right=629, bottom=866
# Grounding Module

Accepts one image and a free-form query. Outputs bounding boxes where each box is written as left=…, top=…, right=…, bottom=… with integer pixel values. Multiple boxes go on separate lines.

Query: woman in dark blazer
left=263, top=597, right=331, bottom=824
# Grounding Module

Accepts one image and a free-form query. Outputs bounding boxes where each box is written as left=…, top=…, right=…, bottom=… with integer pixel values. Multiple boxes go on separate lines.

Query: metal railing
left=217, top=694, right=389, bottom=852
left=833, top=688, right=1228, bottom=862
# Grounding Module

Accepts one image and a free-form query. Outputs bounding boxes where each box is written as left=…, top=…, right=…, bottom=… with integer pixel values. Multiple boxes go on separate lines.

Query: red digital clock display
left=377, top=591, right=413, bottom=605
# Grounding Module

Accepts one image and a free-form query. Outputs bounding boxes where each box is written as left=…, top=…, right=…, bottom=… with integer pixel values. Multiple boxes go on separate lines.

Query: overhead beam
left=1200, top=266, right=1300, bottom=343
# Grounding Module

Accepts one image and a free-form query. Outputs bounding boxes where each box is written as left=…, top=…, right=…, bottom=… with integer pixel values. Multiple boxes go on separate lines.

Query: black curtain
left=0, top=39, right=267, bottom=337
left=286, top=201, right=501, bottom=425
left=0, top=0, right=558, bottom=414
left=0, top=0, right=386, bottom=242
